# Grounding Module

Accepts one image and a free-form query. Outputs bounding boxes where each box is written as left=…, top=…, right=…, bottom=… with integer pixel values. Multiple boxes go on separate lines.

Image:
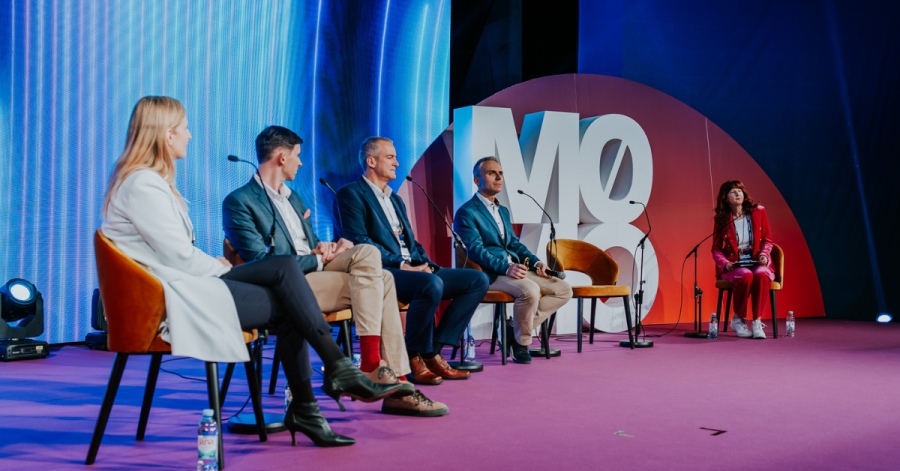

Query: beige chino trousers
left=305, top=244, right=410, bottom=376
left=489, top=271, right=573, bottom=346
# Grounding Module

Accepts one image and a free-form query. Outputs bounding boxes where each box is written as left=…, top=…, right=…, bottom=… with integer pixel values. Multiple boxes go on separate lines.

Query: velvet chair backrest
left=94, top=230, right=167, bottom=353
left=545, top=239, right=620, bottom=286
left=223, top=238, right=246, bottom=267
left=771, top=243, right=784, bottom=286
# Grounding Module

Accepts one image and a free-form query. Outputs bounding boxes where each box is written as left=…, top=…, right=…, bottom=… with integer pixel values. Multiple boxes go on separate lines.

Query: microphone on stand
left=405, top=176, right=466, bottom=251
left=227, top=155, right=277, bottom=256
left=516, top=189, right=562, bottom=273
left=319, top=177, right=344, bottom=241
left=623, top=200, right=654, bottom=348
left=523, top=258, right=566, bottom=279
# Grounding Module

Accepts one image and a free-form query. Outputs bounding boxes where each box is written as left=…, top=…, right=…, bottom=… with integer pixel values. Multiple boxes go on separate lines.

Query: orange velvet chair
left=546, top=239, right=636, bottom=351
left=87, top=231, right=266, bottom=469
left=716, top=244, right=784, bottom=338
left=222, top=238, right=353, bottom=396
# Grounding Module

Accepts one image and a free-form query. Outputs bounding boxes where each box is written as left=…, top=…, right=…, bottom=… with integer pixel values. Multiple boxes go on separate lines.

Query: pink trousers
left=721, top=265, right=774, bottom=320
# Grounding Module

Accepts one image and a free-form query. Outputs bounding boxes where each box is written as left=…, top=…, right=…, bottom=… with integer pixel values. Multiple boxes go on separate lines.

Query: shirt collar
left=362, top=174, right=392, bottom=199
left=254, top=174, right=291, bottom=201
left=476, top=192, right=499, bottom=210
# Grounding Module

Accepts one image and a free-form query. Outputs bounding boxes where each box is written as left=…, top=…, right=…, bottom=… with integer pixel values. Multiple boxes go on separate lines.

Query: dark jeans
left=221, top=255, right=331, bottom=384
left=387, top=267, right=490, bottom=354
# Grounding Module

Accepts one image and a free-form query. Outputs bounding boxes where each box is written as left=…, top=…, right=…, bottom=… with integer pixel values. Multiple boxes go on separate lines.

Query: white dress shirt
left=255, top=175, right=323, bottom=271
left=362, top=175, right=412, bottom=262
left=476, top=192, right=514, bottom=264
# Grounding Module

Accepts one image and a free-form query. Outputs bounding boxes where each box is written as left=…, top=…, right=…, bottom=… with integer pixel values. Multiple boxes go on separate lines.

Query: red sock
left=359, top=335, right=382, bottom=373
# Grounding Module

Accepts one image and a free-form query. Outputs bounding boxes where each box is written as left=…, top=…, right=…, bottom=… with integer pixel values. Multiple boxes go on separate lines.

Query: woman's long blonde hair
left=102, top=96, right=186, bottom=216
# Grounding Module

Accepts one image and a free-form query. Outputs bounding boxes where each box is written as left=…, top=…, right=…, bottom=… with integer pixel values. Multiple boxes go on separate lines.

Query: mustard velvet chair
left=546, top=239, right=636, bottom=351
left=87, top=231, right=266, bottom=469
left=222, top=238, right=353, bottom=396
left=716, top=243, right=784, bottom=338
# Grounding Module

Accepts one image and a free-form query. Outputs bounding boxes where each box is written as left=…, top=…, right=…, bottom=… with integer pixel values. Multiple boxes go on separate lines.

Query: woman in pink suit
left=711, top=180, right=775, bottom=339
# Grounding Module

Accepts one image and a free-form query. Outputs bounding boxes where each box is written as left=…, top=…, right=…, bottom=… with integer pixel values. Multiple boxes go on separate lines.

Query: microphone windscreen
left=405, top=176, right=413, bottom=181
left=556, top=272, right=566, bottom=280
left=517, top=189, right=524, bottom=194
left=319, top=177, right=327, bottom=185
left=629, top=200, right=636, bottom=204
left=227, top=155, right=240, bottom=162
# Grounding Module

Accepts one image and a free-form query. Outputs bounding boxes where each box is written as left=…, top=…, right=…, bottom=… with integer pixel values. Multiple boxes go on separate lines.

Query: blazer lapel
left=358, top=179, right=402, bottom=252
left=473, top=196, right=505, bottom=243
left=251, top=180, right=295, bottom=252
left=288, top=191, right=319, bottom=247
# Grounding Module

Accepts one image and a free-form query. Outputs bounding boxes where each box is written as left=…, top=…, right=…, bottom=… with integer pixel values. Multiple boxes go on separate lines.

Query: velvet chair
left=717, top=243, right=784, bottom=338
left=546, top=239, right=636, bottom=351
left=87, top=231, right=266, bottom=470
left=222, top=238, right=353, bottom=396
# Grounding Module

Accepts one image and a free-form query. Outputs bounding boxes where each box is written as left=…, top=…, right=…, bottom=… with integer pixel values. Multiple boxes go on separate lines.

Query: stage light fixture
left=0, top=278, right=49, bottom=361
left=876, top=313, right=892, bottom=323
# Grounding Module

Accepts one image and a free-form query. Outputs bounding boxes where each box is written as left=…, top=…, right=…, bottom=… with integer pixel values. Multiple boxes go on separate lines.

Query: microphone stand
left=319, top=177, right=343, bottom=241
left=228, top=155, right=277, bottom=257
left=405, top=176, right=482, bottom=372
left=620, top=201, right=654, bottom=348
left=517, top=190, right=562, bottom=358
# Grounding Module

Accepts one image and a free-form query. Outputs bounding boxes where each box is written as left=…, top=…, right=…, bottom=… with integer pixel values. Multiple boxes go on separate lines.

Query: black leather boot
left=322, top=357, right=402, bottom=411
left=284, top=401, right=355, bottom=447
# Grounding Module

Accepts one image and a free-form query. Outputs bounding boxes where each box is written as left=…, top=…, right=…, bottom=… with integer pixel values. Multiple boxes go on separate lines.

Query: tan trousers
left=489, top=272, right=573, bottom=346
left=305, top=244, right=410, bottom=376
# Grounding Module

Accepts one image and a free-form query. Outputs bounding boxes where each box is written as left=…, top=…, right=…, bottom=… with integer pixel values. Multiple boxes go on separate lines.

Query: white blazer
left=101, top=170, right=250, bottom=363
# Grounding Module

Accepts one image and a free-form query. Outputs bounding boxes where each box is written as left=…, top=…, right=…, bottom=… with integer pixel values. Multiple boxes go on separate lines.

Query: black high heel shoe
left=322, top=357, right=402, bottom=411
left=284, top=401, right=355, bottom=447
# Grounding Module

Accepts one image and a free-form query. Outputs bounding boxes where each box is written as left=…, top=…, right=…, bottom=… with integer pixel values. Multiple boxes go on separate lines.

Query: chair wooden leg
left=341, top=320, right=353, bottom=358
left=268, top=345, right=280, bottom=396
left=136, top=353, right=162, bottom=440
left=243, top=347, right=268, bottom=443
left=219, top=363, right=235, bottom=406
left=205, top=362, right=225, bottom=470
left=770, top=290, right=778, bottom=339
left=85, top=353, right=129, bottom=465
left=577, top=298, right=584, bottom=353
left=541, top=319, right=551, bottom=359
left=499, top=303, right=508, bottom=365
left=589, top=298, right=597, bottom=344
left=724, top=290, right=733, bottom=328
left=716, top=289, right=725, bottom=331
left=623, top=295, right=635, bottom=349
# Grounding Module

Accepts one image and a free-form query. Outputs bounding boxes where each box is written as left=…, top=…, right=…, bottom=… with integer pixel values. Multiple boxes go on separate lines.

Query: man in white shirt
left=223, top=126, right=446, bottom=417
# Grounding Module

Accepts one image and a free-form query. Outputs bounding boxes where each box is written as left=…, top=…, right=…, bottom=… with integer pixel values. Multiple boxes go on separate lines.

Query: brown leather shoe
left=409, top=354, right=442, bottom=385
left=382, top=390, right=449, bottom=417
left=362, top=360, right=414, bottom=396
left=423, top=354, right=470, bottom=380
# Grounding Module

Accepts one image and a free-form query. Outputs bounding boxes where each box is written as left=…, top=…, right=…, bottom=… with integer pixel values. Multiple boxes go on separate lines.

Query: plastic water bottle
left=786, top=311, right=795, bottom=337
left=464, top=326, right=476, bottom=362
left=352, top=353, right=361, bottom=369
left=197, top=409, right=218, bottom=470
left=284, top=383, right=293, bottom=413
left=708, top=313, right=718, bottom=339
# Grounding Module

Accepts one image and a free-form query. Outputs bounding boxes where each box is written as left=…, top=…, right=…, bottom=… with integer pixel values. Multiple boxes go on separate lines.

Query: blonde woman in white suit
left=101, top=96, right=399, bottom=447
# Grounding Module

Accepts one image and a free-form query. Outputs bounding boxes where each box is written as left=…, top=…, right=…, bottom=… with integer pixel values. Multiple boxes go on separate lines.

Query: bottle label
left=198, top=435, right=217, bottom=459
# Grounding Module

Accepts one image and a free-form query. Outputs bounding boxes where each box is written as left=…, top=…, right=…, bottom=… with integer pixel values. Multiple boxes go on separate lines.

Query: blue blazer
left=222, top=178, right=321, bottom=274
left=453, top=194, right=538, bottom=282
left=336, top=177, right=437, bottom=270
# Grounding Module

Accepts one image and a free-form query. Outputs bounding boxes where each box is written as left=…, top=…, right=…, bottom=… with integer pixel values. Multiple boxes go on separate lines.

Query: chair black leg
left=268, top=345, right=280, bottom=396
left=541, top=319, right=550, bottom=359
left=724, top=290, right=733, bottom=329
left=136, top=353, right=162, bottom=440
left=85, top=353, right=129, bottom=465
left=499, top=304, right=507, bottom=365
left=255, top=340, right=264, bottom=388
left=623, top=296, right=635, bottom=349
left=770, top=290, right=778, bottom=339
left=219, top=363, right=235, bottom=406
left=341, top=320, right=353, bottom=358
left=589, top=298, right=597, bottom=344
left=243, top=348, right=268, bottom=442
left=490, top=305, right=499, bottom=355
left=716, top=289, right=725, bottom=331
left=205, top=362, right=225, bottom=470
left=577, top=298, right=583, bottom=353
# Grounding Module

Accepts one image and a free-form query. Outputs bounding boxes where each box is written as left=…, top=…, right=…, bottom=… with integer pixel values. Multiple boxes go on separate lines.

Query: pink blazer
left=711, top=205, right=774, bottom=279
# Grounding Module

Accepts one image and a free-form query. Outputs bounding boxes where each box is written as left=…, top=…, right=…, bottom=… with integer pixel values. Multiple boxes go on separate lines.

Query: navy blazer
left=453, top=194, right=538, bottom=282
left=336, top=177, right=436, bottom=270
left=222, top=178, right=321, bottom=274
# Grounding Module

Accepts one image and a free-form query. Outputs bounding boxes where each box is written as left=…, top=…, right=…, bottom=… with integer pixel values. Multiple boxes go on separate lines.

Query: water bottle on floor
left=197, top=409, right=218, bottom=470
left=786, top=311, right=795, bottom=337
left=284, top=383, right=292, bottom=413
left=464, top=326, right=476, bottom=362
left=352, top=353, right=361, bottom=369
left=708, top=313, right=718, bottom=339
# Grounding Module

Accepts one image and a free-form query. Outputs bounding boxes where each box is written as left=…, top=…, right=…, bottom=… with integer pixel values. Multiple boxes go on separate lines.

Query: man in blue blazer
left=453, top=157, right=572, bottom=364
left=224, top=127, right=447, bottom=417
left=337, top=137, right=489, bottom=384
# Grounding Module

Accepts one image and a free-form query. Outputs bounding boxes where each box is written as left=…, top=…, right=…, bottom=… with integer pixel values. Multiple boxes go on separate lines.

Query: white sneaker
left=752, top=320, right=767, bottom=339
left=730, top=317, right=752, bottom=338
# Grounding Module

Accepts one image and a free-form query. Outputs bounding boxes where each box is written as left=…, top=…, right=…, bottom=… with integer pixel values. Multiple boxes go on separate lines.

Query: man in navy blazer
left=453, top=157, right=572, bottom=364
left=337, top=137, right=489, bottom=384
left=224, top=127, right=448, bottom=417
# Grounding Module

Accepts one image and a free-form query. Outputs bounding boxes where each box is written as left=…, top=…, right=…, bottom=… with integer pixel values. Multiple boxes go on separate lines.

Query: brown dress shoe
left=382, top=390, right=449, bottom=417
left=362, top=360, right=415, bottom=396
left=409, top=354, right=442, bottom=385
left=423, top=354, right=470, bottom=380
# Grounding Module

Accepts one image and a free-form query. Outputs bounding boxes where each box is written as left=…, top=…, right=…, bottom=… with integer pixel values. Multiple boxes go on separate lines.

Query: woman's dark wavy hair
left=714, top=180, right=758, bottom=228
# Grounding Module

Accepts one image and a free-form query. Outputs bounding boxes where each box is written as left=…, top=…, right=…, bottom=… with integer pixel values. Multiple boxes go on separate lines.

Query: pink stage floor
left=1, top=318, right=899, bottom=470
